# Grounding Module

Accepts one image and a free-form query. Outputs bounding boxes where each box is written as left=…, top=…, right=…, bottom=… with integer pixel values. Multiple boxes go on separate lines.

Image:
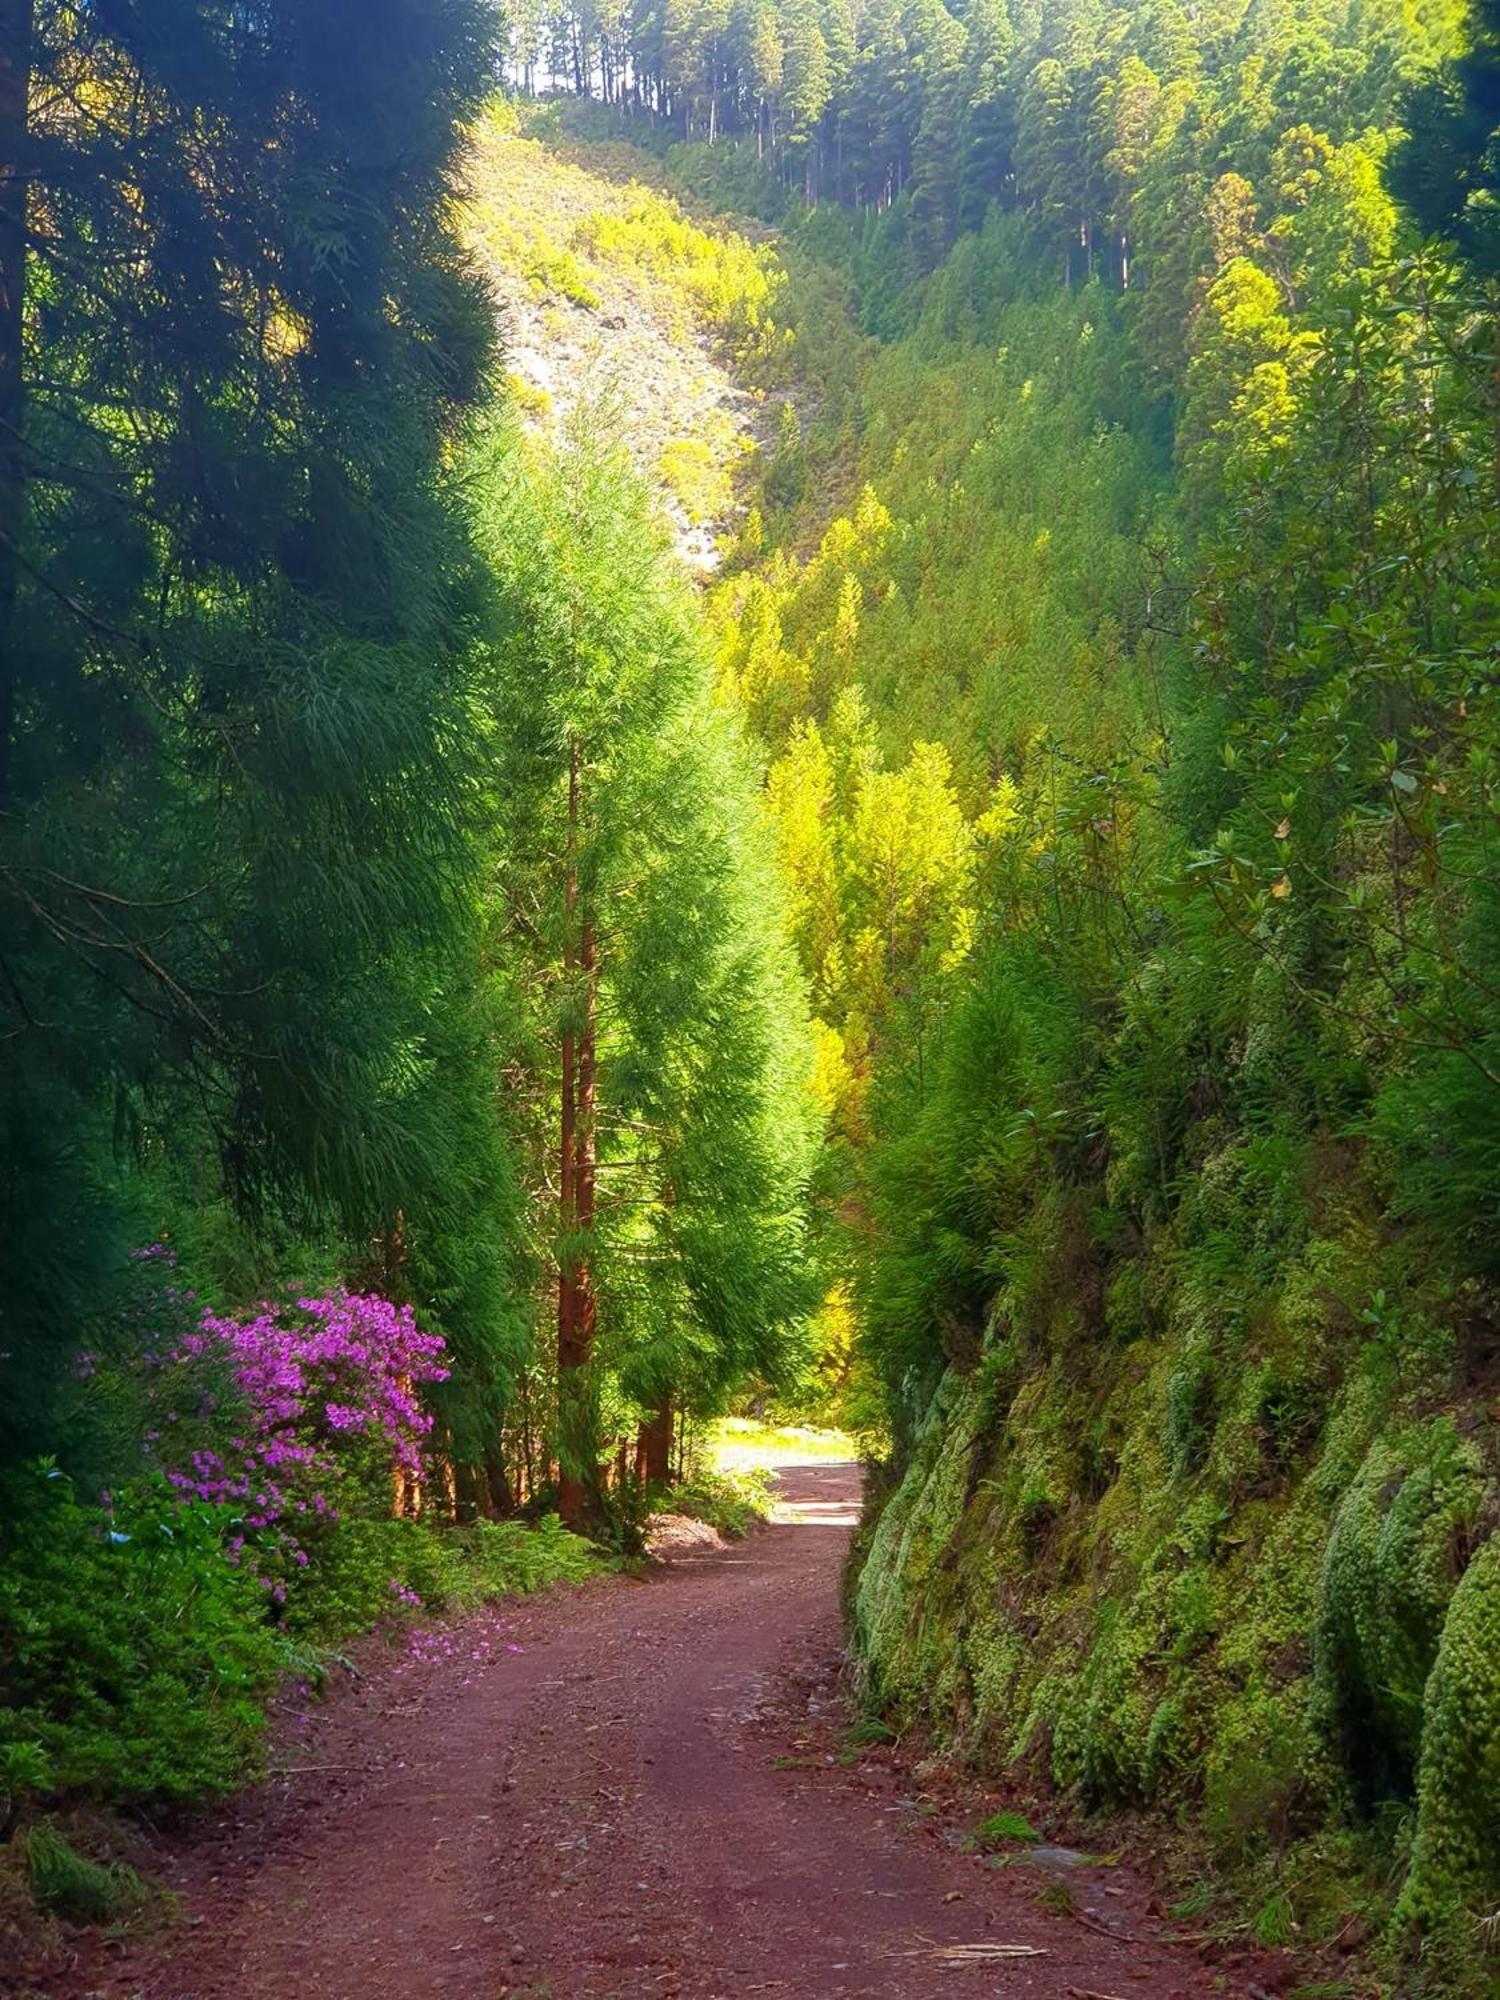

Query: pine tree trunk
left=483, top=1446, right=516, bottom=1518
left=637, top=1396, right=674, bottom=1487
left=519, top=1374, right=537, bottom=1505
left=558, top=736, right=599, bottom=1533
left=454, top=1461, right=485, bottom=1521
left=0, top=0, right=32, bottom=807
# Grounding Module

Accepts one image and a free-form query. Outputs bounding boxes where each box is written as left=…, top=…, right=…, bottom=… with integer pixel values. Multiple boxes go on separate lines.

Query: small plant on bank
left=838, top=1717, right=898, bottom=1764
left=845, top=1717, right=898, bottom=1747
left=1169, top=1880, right=1219, bottom=1921
left=1035, top=1880, right=1077, bottom=1916
left=1254, top=1889, right=1297, bottom=1948
left=23, top=1822, right=150, bottom=1926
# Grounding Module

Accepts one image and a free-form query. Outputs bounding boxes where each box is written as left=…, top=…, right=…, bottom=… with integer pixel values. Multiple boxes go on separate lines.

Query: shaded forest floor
left=39, top=1464, right=1298, bottom=2000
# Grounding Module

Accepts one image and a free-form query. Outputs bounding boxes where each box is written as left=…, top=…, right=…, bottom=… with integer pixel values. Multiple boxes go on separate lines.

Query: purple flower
left=137, top=1284, right=450, bottom=1598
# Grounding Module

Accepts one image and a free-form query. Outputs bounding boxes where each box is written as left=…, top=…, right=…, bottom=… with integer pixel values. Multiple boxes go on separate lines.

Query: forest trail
left=62, top=1466, right=1264, bottom=2000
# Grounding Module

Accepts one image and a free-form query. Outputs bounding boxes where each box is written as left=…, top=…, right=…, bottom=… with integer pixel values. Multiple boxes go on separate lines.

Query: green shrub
left=0, top=1463, right=598, bottom=1816
left=0, top=1466, right=280, bottom=1807
left=283, top=1513, right=600, bottom=1637
left=574, top=198, right=787, bottom=360
left=661, top=1466, right=774, bottom=1540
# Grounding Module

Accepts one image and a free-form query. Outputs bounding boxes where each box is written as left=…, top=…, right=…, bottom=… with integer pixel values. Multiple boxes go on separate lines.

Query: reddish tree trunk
left=483, top=1447, right=516, bottom=1519
left=637, top=1397, right=674, bottom=1488
left=558, top=738, right=599, bottom=1532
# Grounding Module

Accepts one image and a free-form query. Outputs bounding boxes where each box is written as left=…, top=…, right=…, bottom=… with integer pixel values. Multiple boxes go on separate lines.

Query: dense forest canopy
left=4, top=0, right=1500, bottom=1988
left=505, top=0, right=1462, bottom=276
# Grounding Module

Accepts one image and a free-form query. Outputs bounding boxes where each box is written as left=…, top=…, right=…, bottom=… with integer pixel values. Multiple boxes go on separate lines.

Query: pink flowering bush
left=1, top=1265, right=594, bottom=1818
left=148, top=1289, right=448, bottom=1605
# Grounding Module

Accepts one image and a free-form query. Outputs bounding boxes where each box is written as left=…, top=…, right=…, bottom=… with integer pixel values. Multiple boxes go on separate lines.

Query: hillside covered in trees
left=4, top=0, right=1500, bottom=1992
left=503, top=0, right=1500, bottom=1979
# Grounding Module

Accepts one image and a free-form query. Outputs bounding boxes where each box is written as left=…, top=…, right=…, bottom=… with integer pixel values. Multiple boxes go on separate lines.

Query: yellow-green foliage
left=788, top=216, right=1500, bottom=1988
left=468, top=107, right=792, bottom=368
left=464, top=116, right=607, bottom=299
left=575, top=200, right=790, bottom=363
left=711, top=292, right=1154, bottom=797
left=657, top=430, right=741, bottom=524
left=506, top=371, right=553, bottom=418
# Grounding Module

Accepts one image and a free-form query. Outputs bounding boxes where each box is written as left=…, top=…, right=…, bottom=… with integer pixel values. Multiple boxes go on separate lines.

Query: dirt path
left=64, top=1466, right=1274, bottom=2000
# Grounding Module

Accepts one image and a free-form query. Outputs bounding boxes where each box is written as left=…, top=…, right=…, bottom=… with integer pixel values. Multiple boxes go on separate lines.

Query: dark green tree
left=1390, top=0, right=1500, bottom=274
left=471, top=414, right=818, bottom=1529
left=0, top=0, right=500, bottom=1465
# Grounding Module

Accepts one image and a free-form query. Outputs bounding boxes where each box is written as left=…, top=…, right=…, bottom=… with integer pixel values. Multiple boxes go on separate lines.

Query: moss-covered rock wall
left=851, top=1152, right=1500, bottom=1989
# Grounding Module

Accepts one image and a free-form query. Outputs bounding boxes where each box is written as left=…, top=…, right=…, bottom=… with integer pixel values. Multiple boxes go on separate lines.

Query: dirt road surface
left=61, top=1464, right=1273, bottom=2000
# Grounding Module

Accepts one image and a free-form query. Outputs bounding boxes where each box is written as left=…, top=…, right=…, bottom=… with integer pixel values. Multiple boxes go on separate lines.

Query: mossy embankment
left=850, top=1171, right=1500, bottom=1989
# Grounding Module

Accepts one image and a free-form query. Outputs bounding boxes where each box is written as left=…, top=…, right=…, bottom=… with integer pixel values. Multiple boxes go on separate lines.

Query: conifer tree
left=908, top=0, right=968, bottom=265
left=783, top=0, right=833, bottom=195
left=471, top=415, right=818, bottom=1529
left=1390, top=0, right=1500, bottom=274
left=959, top=0, right=1019, bottom=229
left=0, top=0, right=500, bottom=1463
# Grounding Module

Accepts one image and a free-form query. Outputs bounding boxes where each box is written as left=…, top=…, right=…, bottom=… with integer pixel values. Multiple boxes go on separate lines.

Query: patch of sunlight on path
left=709, top=1415, right=859, bottom=1470
left=769, top=1479, right=863, bottom=1528
left=705, top=1419, right=864, bottom=1529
